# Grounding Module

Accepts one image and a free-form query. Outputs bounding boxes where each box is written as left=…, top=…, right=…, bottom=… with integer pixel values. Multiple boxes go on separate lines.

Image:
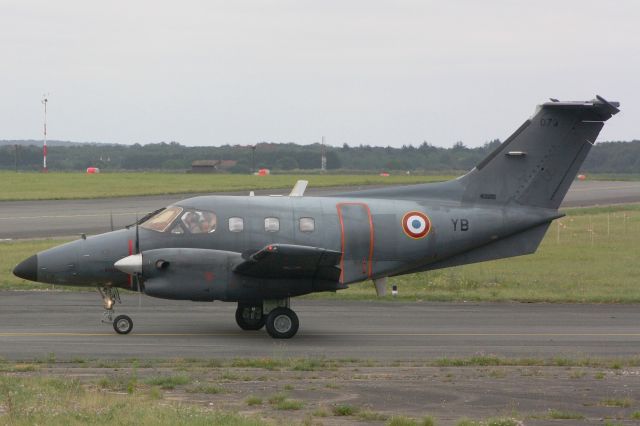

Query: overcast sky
left=1, top=0, right=638, bottom=147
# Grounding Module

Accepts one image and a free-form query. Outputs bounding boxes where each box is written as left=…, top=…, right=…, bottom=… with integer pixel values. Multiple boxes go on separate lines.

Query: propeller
left=133, top=213, right=144, bottom=295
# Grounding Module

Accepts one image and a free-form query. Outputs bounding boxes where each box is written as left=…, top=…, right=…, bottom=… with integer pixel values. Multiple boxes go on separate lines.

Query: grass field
left=0, top=375, right=265, bottom=426
left=587, top=173, right=640, bottom=181
left=0, top=171, right=451, bottom=201
left=1, top=357, right=639, bottom=426
left=2, top=204, right=639, bottom=302
left=0, top=171, right=636, bottom=202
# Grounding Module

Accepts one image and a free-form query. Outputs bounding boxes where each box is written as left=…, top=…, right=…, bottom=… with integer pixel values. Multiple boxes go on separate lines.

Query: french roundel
left=402, top=211, right=432, bottom=239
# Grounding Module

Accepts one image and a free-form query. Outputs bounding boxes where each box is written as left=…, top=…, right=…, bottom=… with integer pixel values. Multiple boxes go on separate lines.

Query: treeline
left=0, top=139, right=639, bottom=173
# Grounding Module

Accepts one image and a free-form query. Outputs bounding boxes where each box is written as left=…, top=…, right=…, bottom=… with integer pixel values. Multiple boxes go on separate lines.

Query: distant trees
left=0, top=139, right=638, bottom=174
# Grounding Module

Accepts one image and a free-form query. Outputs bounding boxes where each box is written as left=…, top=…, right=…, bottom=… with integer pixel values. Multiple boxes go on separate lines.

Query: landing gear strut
left=98, top=286, right=133, bottom=335
left=235, top=303, right=265, bottom=330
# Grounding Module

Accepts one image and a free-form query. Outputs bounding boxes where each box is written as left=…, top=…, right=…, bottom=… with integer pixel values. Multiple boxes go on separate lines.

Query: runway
left=1, top=180, right=639, bottom=239
left=0, top=292, right=638, bottom=361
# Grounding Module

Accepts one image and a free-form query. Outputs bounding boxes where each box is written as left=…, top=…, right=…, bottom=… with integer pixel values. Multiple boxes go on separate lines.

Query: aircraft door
left=336, top=203, right=373, bottom=284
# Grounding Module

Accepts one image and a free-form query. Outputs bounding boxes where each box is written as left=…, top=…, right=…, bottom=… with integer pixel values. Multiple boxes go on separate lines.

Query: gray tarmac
left=1, top=180, right=639, bottom=240
left=0, top=291, right=638, bottom=361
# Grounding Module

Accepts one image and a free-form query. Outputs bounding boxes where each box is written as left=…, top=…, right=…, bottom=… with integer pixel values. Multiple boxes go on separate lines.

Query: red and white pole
left=42, top=95, right=48, bottom=173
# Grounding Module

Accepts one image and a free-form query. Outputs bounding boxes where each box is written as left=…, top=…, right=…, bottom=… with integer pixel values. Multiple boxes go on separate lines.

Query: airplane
left=13, top=96, right=619, bottom=338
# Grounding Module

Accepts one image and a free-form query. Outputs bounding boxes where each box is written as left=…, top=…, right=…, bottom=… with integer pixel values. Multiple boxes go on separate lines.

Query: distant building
left=190, top=159, right=237, bottom=173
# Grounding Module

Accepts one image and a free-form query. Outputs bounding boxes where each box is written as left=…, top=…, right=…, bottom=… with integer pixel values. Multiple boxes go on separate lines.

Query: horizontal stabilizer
left=234, top=244, right=341, bottom=281
left=421, top=222, right=551, bottom=271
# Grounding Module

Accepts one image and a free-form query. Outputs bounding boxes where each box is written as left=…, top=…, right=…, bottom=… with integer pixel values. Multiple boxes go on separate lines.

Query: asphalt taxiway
left=1, top=180, right=639, bottom=239
left=0, top=292, right=638, bottom=361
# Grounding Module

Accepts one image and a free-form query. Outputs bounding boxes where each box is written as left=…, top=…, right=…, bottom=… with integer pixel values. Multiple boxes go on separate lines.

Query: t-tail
left=421, top=96, right=621, bottom=270
left=341, top=96, right=621, bottom=271
left=458, top=95, right=620, bottom=209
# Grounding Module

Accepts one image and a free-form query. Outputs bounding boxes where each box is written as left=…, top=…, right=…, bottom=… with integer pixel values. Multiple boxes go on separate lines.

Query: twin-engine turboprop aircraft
left=13, top=96, right=619, bottom=338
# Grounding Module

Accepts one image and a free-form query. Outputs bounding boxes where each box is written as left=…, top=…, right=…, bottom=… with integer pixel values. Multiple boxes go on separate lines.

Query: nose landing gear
left=98, top=286, right=133, bottom=335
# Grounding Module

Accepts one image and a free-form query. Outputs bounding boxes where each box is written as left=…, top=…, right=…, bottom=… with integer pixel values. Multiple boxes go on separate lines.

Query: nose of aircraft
left=13, top=255, right=38, bottom=282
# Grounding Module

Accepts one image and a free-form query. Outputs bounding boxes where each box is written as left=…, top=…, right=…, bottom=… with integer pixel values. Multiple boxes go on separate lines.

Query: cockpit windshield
left=140, top=206, right=217, bottom=234
left=140, top=206, right=183, bottom=232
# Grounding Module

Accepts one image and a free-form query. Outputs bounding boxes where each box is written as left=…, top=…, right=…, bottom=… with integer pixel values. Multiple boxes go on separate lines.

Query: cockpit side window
left=140, top=206, right=183, bottom=232
left=181, top=210, right=217, bottom=234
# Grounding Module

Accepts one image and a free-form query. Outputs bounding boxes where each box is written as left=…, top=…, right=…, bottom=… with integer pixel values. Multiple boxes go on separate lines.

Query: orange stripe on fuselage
left=335, top=202, right=374, bottom=283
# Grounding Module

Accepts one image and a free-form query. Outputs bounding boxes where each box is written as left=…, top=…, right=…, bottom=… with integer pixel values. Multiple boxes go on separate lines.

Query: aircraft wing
left=234, top=244, right=341, bottom=281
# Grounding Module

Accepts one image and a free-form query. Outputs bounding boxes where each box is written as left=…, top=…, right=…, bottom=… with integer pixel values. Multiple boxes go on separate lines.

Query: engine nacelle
left=141, top=248, right=242, bottom=301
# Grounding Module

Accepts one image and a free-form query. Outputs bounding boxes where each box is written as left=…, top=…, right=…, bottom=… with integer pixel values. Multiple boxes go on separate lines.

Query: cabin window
left=181, top=210, right=217, bottom=234
left=141, top=206, right=183, bottom=232
left=264, top=217, right=280, bottom=232
left=228, top=217, right=244, bottom=232
left=299, top=217, right=315, bottom=232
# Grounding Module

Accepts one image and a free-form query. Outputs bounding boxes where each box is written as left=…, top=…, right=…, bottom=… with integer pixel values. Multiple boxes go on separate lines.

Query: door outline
left=336, top=202, right=374, bottom=283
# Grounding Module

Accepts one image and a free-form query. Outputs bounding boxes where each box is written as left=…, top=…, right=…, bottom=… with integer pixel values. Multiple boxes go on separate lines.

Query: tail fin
left=459, top=96, right=620, bottom=209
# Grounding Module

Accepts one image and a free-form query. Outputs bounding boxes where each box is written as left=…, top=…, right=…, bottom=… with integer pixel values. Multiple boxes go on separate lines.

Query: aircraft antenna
left=41, top=94, right=49, bottom=173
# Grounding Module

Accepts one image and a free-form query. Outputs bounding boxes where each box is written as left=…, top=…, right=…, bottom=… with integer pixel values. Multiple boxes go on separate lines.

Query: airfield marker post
left=41, top=94, right=49, bottom=173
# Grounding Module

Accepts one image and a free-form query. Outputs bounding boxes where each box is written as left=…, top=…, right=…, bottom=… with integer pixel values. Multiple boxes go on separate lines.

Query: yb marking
left=452, top=218, right=469, bottom=231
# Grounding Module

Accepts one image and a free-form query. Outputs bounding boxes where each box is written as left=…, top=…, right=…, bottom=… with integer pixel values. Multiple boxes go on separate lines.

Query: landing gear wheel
left=235, top=304, right=265, bottom=331
left=265, top=307, right=299, bottom=339
left=113, top=314, right=133, bottom=335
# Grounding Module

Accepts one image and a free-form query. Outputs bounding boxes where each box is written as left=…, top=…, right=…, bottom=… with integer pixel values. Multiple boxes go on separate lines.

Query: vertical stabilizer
left=459, top=96, right=619, bottom=209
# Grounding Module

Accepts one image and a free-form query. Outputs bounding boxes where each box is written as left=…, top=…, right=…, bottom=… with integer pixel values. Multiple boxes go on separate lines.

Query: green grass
left=266, top=392, right=304, bottom=410
left=456, top=418, right=519, bottom=426
left=587, top=173, right=640, bottom=181
left=600, top=398, right=633, bottom=408
left=0, top=171, right=450, bottom=201
left=332, top=404, right=358, bottom=416
left=387, top=416, right=437, bottom=426
left=187, top=384, right=223, bottom=394
left=245, top=396, right=263, bottom=406
left=274, top=398, right=304, bottom=410
left=0, top=376, right=266, bottom=426
left=312, top=407, right=329, bottom=417
left=387, top=416, right=419, bottom=426
left=357, top=410, right=389, bottom=421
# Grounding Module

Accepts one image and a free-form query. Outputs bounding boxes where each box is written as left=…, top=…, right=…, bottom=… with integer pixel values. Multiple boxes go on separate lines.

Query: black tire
left=265, top=307, right=299, bottom=339
left=113, top=314, right=133, bottom=335
left=235, top=304, right=265, bottom=331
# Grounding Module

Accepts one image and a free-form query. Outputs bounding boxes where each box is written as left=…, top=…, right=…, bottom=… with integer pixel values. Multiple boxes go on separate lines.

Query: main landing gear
left=98, top=286, right=133, bottom=335
left=235, top=298, right=299, bottom=339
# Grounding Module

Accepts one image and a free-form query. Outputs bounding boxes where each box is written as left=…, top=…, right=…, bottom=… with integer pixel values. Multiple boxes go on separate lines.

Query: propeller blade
left=135, top=214, right=140, bottom=254
left=110, top=211, right=114, bottom=231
